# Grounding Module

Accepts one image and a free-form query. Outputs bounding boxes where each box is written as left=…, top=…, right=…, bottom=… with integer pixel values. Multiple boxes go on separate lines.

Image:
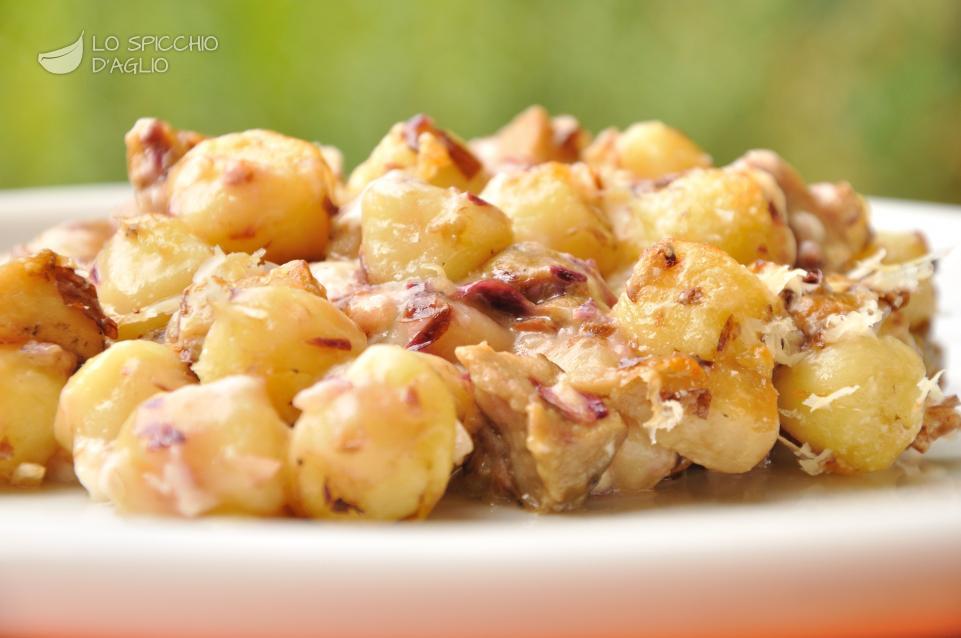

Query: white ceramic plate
left=1, top=187, right=960, bottom=638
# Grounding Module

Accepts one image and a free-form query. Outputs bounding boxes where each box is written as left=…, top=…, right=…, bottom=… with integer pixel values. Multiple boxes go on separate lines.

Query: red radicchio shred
left=455, top=279, right=534, bottom=316
left=402, top=288, right=446, bottom=321
left=534, top=382, right=608, bottom=425
left=406, top=304, right=453, bottom=351
left=466, top=192, right=491, bottom=207
left=403, top=114, right=432, bottom=150
left=403, top=113, right=482, bottom=179
left=767, top=201, right=784, bottom=224
left=583, top=393, right=610, bottom=420
left=322, top=195, right=339, bottom=217
left=141, top=119, right=172, bottom=177
left=323, top=482, right=365, bottom=514
left=558, top=256, right=616, bottom=305
left=573, top=299, right=601, bottom=322
left=518, top=264, right=597, bottom=304
left=802, top=269, right=823, bottom=285
left=549, top=264, right=588, bottom=284
left=307, top=337, right=353, bottom=351
left=139, top=422, right=186, bottom=451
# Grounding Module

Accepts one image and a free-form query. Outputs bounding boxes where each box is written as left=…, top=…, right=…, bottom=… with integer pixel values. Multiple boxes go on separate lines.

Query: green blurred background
left=1, top=0, right=960, bottom=203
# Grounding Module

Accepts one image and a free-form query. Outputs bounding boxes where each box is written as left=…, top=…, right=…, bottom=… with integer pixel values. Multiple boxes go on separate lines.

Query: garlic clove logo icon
left=38, top=31, right=84, bottom=74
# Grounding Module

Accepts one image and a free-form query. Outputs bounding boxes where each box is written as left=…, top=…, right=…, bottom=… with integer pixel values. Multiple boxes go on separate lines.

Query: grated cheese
left=642, top=398, right=684, bottom=444
left=821, top=298, right=882, bottom=343
left=778, top=408, right=804, bottom=420
left=10, top=462, right=46, bottom=486
left=917, top=370, right=946, bottom=408
left=802, top=385, right=860, bottom=412
left=847, top=249, right=936, bottom=294
left=453, top=420, right=474, bottom=466
left=761, top=315, right=806, bottom=366
left=777, top=435, right=834, bottom=476
left=755, top=264, right=817, bottom=297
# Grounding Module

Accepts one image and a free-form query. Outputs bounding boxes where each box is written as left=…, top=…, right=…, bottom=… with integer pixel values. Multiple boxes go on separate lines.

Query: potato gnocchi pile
left=1, top=106, right=958, bottom=519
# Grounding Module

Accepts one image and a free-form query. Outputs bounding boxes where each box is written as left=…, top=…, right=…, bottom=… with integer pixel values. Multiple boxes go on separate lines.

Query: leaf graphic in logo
left=38, top=31, right=84, bottom=75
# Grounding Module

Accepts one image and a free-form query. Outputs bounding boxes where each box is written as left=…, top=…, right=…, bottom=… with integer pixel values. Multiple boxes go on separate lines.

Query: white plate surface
left=1, top=187, right=960, bottom=638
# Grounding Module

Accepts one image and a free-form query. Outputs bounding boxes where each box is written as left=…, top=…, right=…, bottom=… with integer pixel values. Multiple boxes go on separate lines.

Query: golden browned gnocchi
left=100, top=375, right=289, bottom=516
left=0, top=343, right=77, bottom=484
left=359, top=174, right=513, bottom=283
left=612, top=240, right=777, bottom=375
left=193, top=285, right=366, bottom=422
left=289, top=345, right=458, bottom=520
left=0, top=251, right=115, bottom=360
left=166, top=129, right=338, bottom=263
left=480, top=162, right=619, bottom=274
left=348, top=114, right=488, bottom=196
left=54, top=340, right=195, bottom=498
left=654, top=361, right=779, bottom=473
left=607, top=168, right=796, bottom=267
left=1, top=108, right=957, bottom=519
left=775, top=335, right=927, bottom=473
left=585, top=121, right=711, bottom=179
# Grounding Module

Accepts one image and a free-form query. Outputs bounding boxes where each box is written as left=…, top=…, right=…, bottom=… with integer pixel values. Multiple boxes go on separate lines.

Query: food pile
left=1, top=106, right=958, bottom=519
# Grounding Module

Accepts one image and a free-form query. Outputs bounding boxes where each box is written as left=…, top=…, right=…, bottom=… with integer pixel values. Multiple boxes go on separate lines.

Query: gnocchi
left=359, top=174, right=513, bottom=283
left=94, top=215, right=215, bottom=339
left=480, top=162, right=618, bottom=274
left=1, top=108, right=955, bottom=521
left=289, top=345, right=458, bottom=520
left=584, top=121, right=711, bottom=179
left=193, top=285, right=366, bottom=422
left=610, top=168, right=797, bottom=266
left=775, top=335, right=927, bottom=473
left=101, top=376, right=290, bottom=517
left=348, top=114, right=488, bottom=196
left=166, top=129, right=338, bottom=263
left=612, top=240, right=777, bottom=375
left=0, top=251, right=115, bottom=360
left=54, top=340, right=195, bottom=497
left=0, top=343, right=77, bottom=484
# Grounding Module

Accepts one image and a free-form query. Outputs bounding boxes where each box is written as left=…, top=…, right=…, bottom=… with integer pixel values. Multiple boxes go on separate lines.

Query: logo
left=37, top=31, right=218, bottom=75
left=38, top=31, right=84, bottom=74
